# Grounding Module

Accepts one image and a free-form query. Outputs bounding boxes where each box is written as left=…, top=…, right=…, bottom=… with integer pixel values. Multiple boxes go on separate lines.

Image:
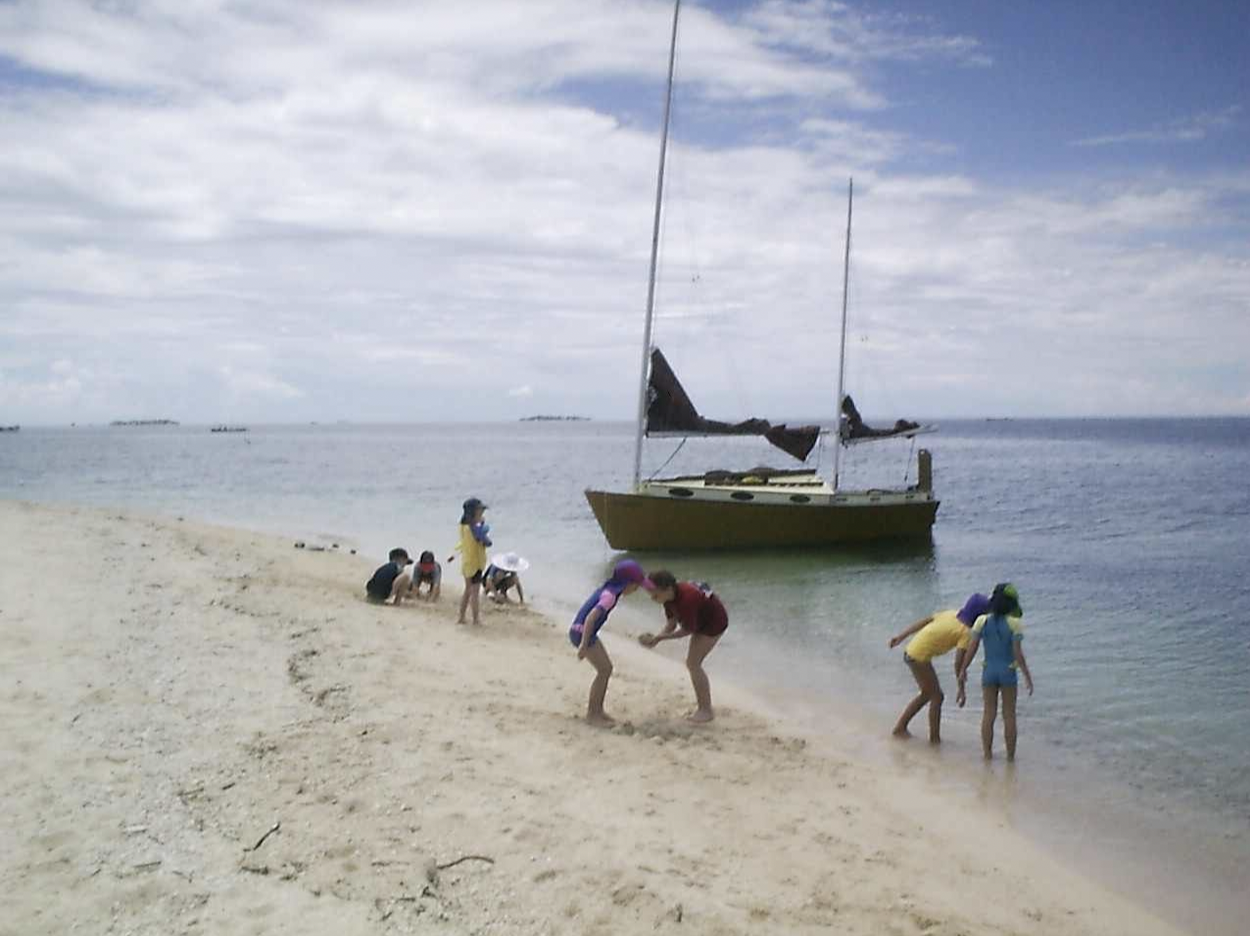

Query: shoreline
left=0, top=499, right=1199, bottom=935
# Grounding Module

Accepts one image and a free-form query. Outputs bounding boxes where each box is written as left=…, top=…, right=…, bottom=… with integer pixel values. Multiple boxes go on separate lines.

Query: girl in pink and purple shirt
left=569, top=560, right=654, bottom=726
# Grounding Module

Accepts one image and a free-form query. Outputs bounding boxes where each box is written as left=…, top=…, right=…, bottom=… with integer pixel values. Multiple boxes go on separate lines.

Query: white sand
left=0, top=500, right=1192, bottom=935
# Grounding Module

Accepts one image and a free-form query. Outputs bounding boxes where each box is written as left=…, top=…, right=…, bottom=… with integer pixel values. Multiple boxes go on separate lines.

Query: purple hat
left=956, top=593, right=991, bottom=625
left=612, top=559, right=655, bottom=592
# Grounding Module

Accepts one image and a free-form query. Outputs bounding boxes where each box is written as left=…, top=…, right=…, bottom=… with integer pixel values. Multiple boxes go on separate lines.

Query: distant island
left=519, top=415, right=591, bottom=422
left=110, top=419, right=180, bottom=426
left=1, top=425, right=19, bottom=432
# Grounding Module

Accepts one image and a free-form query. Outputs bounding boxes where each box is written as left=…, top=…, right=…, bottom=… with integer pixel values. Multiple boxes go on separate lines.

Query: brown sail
left=645, top=348, right=819, bottom=461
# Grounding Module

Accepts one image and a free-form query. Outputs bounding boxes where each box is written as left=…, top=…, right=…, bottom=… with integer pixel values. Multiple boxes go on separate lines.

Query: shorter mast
left=832, top=178, right=853, bottom=492
left=632, top=0, right=682, bottom=489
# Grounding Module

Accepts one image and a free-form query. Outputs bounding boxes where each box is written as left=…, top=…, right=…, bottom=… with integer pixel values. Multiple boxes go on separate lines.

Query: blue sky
left=1, top=0, right=1247, bottom=424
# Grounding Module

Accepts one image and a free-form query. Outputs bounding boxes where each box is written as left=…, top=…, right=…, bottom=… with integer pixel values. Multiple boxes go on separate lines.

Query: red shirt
left=664, top=583, right=728, bottom=636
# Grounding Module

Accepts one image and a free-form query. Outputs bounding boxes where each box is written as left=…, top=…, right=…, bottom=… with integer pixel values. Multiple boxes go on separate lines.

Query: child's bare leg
left=469, top=582, right=481, bottom=624
left=894, top=659, right=939, bottom=738
left=981, top=685, right=999, bottom=760
left=457, top=580, right=470, bottom=623
left=927, top=673, right=946, bottom=744
left=1002, top=685, right=1019, bottom=761
left=685, top=633, right=720, bottom=722
left=584, top=641, right=615, bottom=726
left=390, top=571, right=412, bottom=604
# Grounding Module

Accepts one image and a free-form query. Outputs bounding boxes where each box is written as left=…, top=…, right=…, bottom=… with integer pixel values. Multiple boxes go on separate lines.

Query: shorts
left=465, top=569, right=483, bottom=585
left=569, top=620, right=604, bottom=649
left=696, top=596, right=729, bottom=637
left=366, top=591, right=388, bottom=604
left=982, top=665, right=1018, bottom=688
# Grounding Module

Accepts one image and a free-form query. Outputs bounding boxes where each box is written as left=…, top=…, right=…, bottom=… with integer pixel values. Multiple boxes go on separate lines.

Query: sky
left=1, top=0, right=1248, bottom=424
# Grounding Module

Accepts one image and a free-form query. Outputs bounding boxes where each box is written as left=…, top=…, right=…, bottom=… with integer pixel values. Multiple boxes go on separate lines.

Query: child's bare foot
left=929, top=735, right=941, bottom=745
left=585, top=712, right=616, bottom=728
left=892, top=727, right=912, bottom=738
left=687, top=709, right=714, bottom=724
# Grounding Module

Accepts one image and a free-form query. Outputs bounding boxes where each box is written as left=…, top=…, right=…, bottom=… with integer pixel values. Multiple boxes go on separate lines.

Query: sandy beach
left=0, top=500, right=1192, bottom=936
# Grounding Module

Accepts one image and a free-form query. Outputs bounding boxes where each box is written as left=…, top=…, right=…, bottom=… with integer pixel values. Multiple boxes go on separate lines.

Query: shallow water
left=3, top=417, right=1248, bottom=929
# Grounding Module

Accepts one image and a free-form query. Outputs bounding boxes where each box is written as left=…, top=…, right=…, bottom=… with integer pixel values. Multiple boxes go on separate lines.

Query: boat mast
left=632, top=0, right=681, bottom=489
left=832, top=178, right=852, bottom=492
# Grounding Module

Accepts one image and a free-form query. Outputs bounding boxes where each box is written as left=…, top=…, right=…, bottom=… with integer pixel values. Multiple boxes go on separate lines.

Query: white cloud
left=218, top=365, right=303, bottom=401
left=0, top=1, right=1246, bottom=423
left=1072, top=105, right=1242, bottom=148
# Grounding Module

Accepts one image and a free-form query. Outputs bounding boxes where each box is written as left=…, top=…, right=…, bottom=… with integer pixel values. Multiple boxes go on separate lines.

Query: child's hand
left=1026, top=678, right=1034, bottom=696
left=888, top=635, right=902, bottom=649
left=577, top=644, right=588, bottom=661
left=639, top=633, right=657, bottom=648
left=956, top=684, right=966, bottom=708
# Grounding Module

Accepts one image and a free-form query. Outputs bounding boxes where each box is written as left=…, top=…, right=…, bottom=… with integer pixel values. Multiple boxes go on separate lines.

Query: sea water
left=2, top=418, right=1248, bottom=930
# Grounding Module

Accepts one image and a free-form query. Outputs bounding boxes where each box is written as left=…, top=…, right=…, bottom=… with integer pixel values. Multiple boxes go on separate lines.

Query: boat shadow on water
left=601, top=535, right=936, bottom=584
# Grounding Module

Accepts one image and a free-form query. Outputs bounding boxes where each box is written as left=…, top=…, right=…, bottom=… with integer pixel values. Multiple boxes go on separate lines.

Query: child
left=958, top=583, right=1033, bottom=761
left=365, top=548, right=413, bottom=605
left=483, top=552, right=528, bottom=604
left=456, top=498, right=491, bottom=625
left=569, top=560, right=654, bottom=726
left=638, top=571, right=728, bottom=723
left=887, top=592, right=992, bottom=742
left=411, top=550, right=442, bottom=601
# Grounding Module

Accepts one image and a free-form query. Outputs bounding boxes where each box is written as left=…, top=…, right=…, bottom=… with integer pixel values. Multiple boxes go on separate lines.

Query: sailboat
left=585, top=0, right=939, bottom=551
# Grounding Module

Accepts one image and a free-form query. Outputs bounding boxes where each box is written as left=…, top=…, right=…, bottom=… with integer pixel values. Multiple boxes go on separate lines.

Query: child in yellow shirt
left=887, top=592, right=990, bottom=742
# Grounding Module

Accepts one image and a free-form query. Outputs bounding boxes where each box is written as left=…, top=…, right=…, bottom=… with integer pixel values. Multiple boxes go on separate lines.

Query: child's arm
left=577, top=607, right=603, bottom=659
left=888, top=616, right=933, bottom=649
left=957, top=635, right=981, bottom=683
left=954, top=647, right=969, bottom=707
left=651, top=624, right=692, bottom=644
left=515, top=580, right=525, bottom=604
left=1014, top=642, right=1034, bottom=695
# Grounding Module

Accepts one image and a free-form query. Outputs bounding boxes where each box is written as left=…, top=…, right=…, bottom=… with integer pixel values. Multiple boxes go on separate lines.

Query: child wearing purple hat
left=887, top=592, right=992, bottom=743
left=569, top=560, right=655, bottom=726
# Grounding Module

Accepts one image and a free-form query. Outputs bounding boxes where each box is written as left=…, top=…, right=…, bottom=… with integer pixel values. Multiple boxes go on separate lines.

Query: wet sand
left=0, top=500, right=1191, bottom=935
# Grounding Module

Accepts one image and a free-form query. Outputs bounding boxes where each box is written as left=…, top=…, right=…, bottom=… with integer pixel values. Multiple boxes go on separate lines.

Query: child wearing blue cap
left=888, top=592, right=992, bottom=743
left=570, top=560, right=654, bottom=726
left=958, top=583, right=1033, bottom=761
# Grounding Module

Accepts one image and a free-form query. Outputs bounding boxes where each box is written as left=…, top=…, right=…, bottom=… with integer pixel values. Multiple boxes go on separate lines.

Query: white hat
left=491, top=552, right=530, bottom=573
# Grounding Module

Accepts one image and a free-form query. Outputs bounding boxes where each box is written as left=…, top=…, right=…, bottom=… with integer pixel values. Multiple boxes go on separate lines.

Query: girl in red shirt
left=639, top=570, right=728, bottom=723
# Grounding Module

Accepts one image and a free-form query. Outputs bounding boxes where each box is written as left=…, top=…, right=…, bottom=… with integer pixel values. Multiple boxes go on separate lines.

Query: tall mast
left=632, top=0, right=681, bottom=489
left=832, top=177, right=853, bottom=492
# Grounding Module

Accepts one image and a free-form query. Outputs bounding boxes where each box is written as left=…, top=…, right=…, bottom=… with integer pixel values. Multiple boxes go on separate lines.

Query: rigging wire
left=648, top=437, right=688, bottom=481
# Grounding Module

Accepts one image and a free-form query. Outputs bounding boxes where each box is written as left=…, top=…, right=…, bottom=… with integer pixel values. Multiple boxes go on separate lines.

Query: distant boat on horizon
left=210, top=425, right=248, bottom=433
left=520, top=415, right=590, bottom=422
left=110, top=419, right=179, bottom=426
left=0, top=424, right=19, bottom=432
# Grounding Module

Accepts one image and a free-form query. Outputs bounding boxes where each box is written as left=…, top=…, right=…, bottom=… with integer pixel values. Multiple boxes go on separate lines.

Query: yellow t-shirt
left=905, top=610, right=971, bottom=662
left=458, top=523, right=487, bottom=577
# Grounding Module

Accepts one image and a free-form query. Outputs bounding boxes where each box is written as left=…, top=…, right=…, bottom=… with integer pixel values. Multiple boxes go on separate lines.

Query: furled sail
left=840, top=394, right=923, bottom=443
left=645, top=348, right=819, bottom=461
